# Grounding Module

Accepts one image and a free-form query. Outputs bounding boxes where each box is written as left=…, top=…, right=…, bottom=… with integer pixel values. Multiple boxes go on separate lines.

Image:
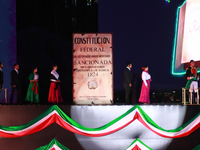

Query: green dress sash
left=25, top=73, right=39, bottom=103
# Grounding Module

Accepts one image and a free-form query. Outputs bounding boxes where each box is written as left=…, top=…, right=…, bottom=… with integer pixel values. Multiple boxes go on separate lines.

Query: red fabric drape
left=132, top=145, right=141, bottom=150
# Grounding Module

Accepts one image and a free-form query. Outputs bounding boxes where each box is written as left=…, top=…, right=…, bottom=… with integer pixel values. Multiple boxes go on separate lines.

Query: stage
left=0, top=104, right=199, bottom=150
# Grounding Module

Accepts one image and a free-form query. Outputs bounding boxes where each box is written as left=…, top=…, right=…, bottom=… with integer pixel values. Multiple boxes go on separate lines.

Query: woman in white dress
left=138, top=66, right=151, bottom=104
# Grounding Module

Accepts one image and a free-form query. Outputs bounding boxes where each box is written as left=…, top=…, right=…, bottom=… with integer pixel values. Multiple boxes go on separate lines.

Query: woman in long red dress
left=138, top=66, right=151, bottom=104
left=48, top=65, right=63, bottom=103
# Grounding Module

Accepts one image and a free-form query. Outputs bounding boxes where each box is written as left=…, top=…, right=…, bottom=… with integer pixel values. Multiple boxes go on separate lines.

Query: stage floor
left=0, top=104, right=199, bottom=150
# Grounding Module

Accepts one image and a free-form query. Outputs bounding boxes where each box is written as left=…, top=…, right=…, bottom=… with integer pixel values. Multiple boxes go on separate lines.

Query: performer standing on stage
left=0, top=62, right=4, bottom=90
left=25, top=67, right=39, bottom=104
left=185, top=60, right=199, bottom=104
left=124, top=62, right=132, bottom=104
left=10, top=63, right=21, bottom=104
left=48, top=65, right=63, bottom=103
left=138, top=66, right=151, bottom=104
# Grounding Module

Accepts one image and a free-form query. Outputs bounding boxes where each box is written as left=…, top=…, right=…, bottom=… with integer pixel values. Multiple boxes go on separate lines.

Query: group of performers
left=0, top=60, right=198, bottom=105
left=124, top=60, right=199, bottom=105
left=0, top=62, right=63, bottom=104
left=124, top=62, right=151, bottom=104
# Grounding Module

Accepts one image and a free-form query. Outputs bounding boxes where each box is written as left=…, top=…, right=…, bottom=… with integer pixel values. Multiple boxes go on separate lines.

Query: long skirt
left=138, top=80, right=150, bottom=103
left=48, top=82, right=63, bottom=103
left=25, top=82, right=39, bottom=103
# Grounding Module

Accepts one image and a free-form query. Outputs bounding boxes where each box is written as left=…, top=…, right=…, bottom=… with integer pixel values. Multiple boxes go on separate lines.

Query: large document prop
left=73, top=33, right=113, bottom=104
left=173, top=0, right=200, bottom=75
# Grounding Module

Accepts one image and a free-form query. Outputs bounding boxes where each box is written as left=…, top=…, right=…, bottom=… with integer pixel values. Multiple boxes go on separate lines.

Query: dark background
left=16, top=0, right=98, bottom=104
left=16, top=0, right=189, bottom=104
left=98, top=0, right=189, bottom=103
left=98, top=0, right=187, bottom=90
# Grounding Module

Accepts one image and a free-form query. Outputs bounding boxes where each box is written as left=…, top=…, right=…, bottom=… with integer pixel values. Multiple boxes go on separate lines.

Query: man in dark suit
left=124, top=62, right=132, bottom=104
left=0, top=62, right=3, bottom=90
left=10, top=63, right=20, bottom=104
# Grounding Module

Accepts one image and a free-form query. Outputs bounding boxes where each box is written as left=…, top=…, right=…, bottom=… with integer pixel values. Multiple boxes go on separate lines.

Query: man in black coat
left=124, top=62, right=133, bottom=104
left=10, top=63, right=20, bottom=104
left=0, top=62, right=3, bottom=90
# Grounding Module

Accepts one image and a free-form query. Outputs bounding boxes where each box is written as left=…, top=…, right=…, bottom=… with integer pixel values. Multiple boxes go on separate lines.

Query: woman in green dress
left=25, top=67, right=39, bottom=104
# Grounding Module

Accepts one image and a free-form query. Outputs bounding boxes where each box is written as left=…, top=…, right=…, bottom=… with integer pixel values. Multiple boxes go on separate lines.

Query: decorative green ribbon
left=126, top=138, right=153, bottom=150
left=35, top=138, right=70, bottom=150
left=193, top=144, right=200, bottom=150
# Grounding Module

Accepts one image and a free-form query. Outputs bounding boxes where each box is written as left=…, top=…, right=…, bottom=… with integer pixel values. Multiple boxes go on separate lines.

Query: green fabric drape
left=25, top=73, right=39, bottom=103
left=35, top=139, right=70, bottom=150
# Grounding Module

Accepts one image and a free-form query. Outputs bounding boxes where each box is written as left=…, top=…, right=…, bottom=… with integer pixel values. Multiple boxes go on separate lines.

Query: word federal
left=80, top=47, right=105, bottom=52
